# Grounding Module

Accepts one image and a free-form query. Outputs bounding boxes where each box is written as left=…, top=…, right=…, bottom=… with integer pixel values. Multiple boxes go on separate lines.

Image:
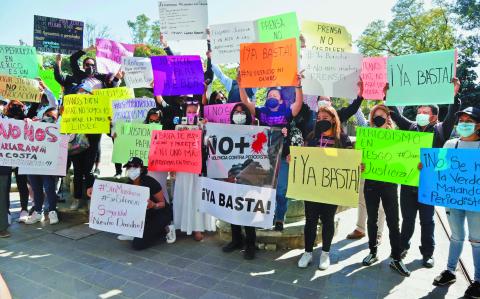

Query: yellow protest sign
left=301, top=20, right=352, bottom=52
left=60, top=94, right=110, bottom=134
left=286, top=146, right=362, bottom=207
left=0, top=75, right=41, bottom=102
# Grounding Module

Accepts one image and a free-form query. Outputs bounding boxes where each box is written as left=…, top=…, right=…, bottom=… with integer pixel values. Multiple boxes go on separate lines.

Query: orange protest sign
left=239, top=38, right=298, bottom=88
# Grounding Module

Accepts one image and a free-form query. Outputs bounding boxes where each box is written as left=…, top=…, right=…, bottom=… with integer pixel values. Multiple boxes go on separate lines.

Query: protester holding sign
left=54, top=54, right=77, bottom=95
left=432, top=107, right=480, bottom=298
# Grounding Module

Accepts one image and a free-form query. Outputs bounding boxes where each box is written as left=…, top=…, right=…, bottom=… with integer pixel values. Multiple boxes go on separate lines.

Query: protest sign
left=210, top=21, right=257, bottom=64
left=93, top=86, right=135, bottom=101
left=0, top=118, right=61, bottom=168
left=0, top=75, right=41, bottom=102
left=151, top=55, right=204, bottom=96
left=256, top=12, right=300, bottom=50
left=205, top=123, right=283, bottom=184
left=158, top=0, right=208, bottom=40
left=19, top=134, right=69, bottom=176
left=419, top=148, right=480, bottom=211
left=303, top=94, right=318, bottom=111
left=121, top=57, right=154, bottom=88
left=0, top=45, right=38, bottom=78
left=203, top=103, right=236, bottom=124
left=33, top=15, right=84, bottom=54
left=112, top=122, right=162, bottom=165
left=89, top=180, right=148, bottom=238
left=386, top=49, right=457, bottom=106
left=239, top=38, right=298, bottom=88
left=95, top=38, right=135, bottom=74
left=301, top=49, right=362, bottom=98
left=360, top=57, right=387, bottom=100
left=60, top=94, right=110, bottom=134
left=301, top=20, right=352, bottom=52
left=286, top=147, right=361, bottom=207
left=148, top=130, right=202, bottom=173
left=199, top=177, right=276, bottom=229
left=112, top=98, right=157, bottom=123
left=355, top=127, right=434, bottom=186
left=39, top=68, right=62, bottom=99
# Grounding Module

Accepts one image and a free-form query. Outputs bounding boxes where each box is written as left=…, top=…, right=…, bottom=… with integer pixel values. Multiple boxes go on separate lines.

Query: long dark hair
left=229, top=103, right=253, bottom=125
left=208, top=91, right=225, bottom=105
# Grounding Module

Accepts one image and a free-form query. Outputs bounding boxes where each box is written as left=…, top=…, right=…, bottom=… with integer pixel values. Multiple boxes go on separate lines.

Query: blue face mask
left=456, top=122, right=476, bottom=138
left=265, top=97, right=280, bottom=110
left=416, top=114, right=430, bottom=127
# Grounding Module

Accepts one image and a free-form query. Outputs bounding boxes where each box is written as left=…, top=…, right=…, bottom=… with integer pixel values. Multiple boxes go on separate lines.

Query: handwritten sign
left=203, top=103, right=236, bottom=124
left=93, top=87, right=135, bottom=101
left=256, top=12, right=299, bottom=49
left=355, top=127, right=434, bottom=186
left=0, top=75, right=41, bottom=102
left=151, top=55, right=204, bottom=96
left=158, top=0, right=208, bottom=40
left=0, top=118, right=61, bottom=168
left=60, top=94, right=110, bottom=134
left=121, top=57, right=153, bottom=88
left=301, top=20, right=352, bottom=52
left=301, top=50, right=362, bottom=98
left=112, top=98, right=157, bottom=123
left=419, top=148, right=480, bottom=211
left=33, top=15, right=84, bottom=54
left=39, top=68, right=62, bottom=99
left=361, top=57, right=387, bottom=100
left=19, top=134, right=68, bottom=176
left=386, top=49, right=457, bottom=106
left=95, top=38, right=135, bottom=74
left=90, top=180, right=148, bottom=238
left=286, top=147, right=361, bottom=207
left=239, top=38, right=298, bottom=88
left=210, top=21, right=257, bottom=64
left=148, top=130, right=202, bottom=173
left=112, top=122, right=162, bottom=165
left=0, top=45, right=38, bottom=78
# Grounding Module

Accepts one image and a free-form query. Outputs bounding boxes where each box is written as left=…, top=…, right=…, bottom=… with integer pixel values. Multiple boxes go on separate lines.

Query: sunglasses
left=85, top=63, right=95, bottom=67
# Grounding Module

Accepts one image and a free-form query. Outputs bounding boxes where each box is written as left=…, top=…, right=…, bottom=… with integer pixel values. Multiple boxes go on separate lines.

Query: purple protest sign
left=151, top=55, right=204, bottom=96
left=204, top=103, right=237, bottom=124
left=96, top=38, right=136, bottom=74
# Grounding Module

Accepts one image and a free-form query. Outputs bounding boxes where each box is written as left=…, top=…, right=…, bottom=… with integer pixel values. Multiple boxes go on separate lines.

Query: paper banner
left=122, top=57, right=154, bottom=89
left=112, top=122, right=162, bottom=165
left=355, top=127, right=434, bottom=186
left=360, top=57, right=387, bottom=100
left=199, top=177, right=276, bottom=229
left=158, top=0, right=208, bottom=40
left=148, top=130, right=202, bottom=173
left=19, top=134, right=69, bottom=176
left=0, top=118, right=61, bottom=168
left=39, top=69, right=62, bottom=99
left=256, top=12, right=300, bottom=50
left=112, top=98, right=157, bottom=123
left=386, top=49, right=457, bottom=106
left=419, top=148, right=480, bottom=211
left=89, top=180, right=148, bottom=238
left=60, top=94, right=110, bottom=134
left=210, top=21, right=257, bottom=64
left=95, top=38, right=135, bottom=74
left=286, top=147, right=361, bottom=207
left=151, top=55, right=204, bottom=96
left=239, top=38, right=298, bottom=88
left=301, top=20, right=352, bottom=52
left=0, top=45, right=39, bottom=78
left=33, top=15, right=84, bottom=55
left=0, top=75, right=41, bottom=102
left=301, top=49, right=362, bottom=98
left=203, top=103, right=236, bottom=124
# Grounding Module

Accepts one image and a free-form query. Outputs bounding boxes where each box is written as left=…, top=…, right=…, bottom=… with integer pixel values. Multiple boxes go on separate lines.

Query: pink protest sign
left=360, top=57, right=387, bottom=100
left=96, top=38, right=136, bottom=74
left=204, top=103, right=237, bottom=124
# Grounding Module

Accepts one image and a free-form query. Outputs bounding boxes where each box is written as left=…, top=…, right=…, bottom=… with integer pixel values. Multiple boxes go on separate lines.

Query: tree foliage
left=84, top=23, right=111, bottom=46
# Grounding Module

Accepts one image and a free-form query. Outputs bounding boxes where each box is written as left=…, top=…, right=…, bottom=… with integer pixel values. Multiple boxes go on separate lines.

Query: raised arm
left=212, top=63, right=233, bottom=92
left=337, top=80, right=364, bottom=123
left=160, top=33, right=174, bottom=56
left=291, top=72, right=304, bottom=117
left=439, top=78, right=462, bottom=139
left=383, top=83, right=414, bottom=130
left=238, top=69, right=255, bottom=116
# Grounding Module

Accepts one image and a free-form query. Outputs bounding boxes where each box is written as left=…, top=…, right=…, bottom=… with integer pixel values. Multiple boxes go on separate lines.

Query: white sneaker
left=117, top=234, right=134, bottom=241
left=166, top=224, right=176, bottom=244
left=7, top=214, right=11, bottom=225
left=319, top=251, right=330, bottom=270
left=70, top=198, right=80, bottom=210
left=18, top=210, right=29, bottom=223
left=297, top=252, right=313, bottom=268
left=113, top=174, right=122, bottom=179
left=25, top=211, right=42, bottom=225
left=48, top=211, right=59, bottom=225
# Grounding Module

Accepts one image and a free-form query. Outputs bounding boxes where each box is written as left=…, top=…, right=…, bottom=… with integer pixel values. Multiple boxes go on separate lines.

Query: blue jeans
left=446, top=208, right=480, bottom=282
left=275, top=158, right=289, bottom=222
left=29, top=175, right=57, bottom=213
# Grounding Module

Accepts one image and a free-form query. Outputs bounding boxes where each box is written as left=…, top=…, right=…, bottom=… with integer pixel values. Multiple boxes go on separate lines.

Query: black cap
left=456, top=107, right=480, bottom=122
left=123, top=157, right=144, bottom=168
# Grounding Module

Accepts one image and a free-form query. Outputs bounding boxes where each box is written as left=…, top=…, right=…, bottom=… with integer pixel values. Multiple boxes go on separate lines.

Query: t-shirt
left=443, top=138, right=480, bottom=149
left=256, top=104, right=292, bottom=127
left=129, top=175, right=163, bottom=203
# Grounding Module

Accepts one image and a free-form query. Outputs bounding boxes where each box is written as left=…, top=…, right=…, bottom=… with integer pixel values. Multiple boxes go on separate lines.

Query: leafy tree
left=127, top=14, right=152, bottom=44
left=84, top=23, right=111, bottom=46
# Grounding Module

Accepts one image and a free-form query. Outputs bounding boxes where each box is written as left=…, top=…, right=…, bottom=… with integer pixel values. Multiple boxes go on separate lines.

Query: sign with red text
left=96, top=38, right=135, bottom=74
left=19, top=134, right=68, bottom=176
left=203, top=103, right=236, bottom=124
left=361, top=57, right=387, bottom=100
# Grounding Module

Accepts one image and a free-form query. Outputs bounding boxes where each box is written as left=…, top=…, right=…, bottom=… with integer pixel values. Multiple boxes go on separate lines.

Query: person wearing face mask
left=360, top=105, right=410, bottom=276
left=433, top=107, right=480, bottom=298
left=207, top=91, right=226, bottom=105
left=387, top=78, right=462, bottom=268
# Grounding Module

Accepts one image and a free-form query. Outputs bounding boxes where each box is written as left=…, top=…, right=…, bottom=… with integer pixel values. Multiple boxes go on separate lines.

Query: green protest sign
left=256, top=12, right=300, bottom=50
left=112, top=122, right=162, bottom=166
left=0, top=45, right=39, bottom=78
left=39, top=69, right=61, bottom=99
left=355, top=127, right=434, bottom=186
left=386, top=49, right=456, bottom=106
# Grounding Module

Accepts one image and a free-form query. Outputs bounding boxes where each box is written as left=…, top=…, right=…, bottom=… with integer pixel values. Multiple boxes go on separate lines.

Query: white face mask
left=416, top=114, right=431, bottom=127
left=232, top=113, right=247, bottom=125
left=127, top=167, right=141, bottom=181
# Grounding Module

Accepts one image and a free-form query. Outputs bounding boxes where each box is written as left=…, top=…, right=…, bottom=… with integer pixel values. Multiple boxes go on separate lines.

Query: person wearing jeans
left=25, top=175, right=59, bottom=225
left=0, top=166, right=11, bottom=238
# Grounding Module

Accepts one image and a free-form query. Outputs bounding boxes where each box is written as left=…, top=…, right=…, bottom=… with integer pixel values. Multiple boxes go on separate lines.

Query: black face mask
left=84, top=65, right=96, bottom=76
left=373, top=116, right=386, bottom=128
left=8, top=105, right=24, bottom=119
left=315, top=120, right=332, bottom=137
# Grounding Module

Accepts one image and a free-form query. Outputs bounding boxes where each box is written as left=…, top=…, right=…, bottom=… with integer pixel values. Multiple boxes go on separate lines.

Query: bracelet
left=296, top=85, right=302, bottom=89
